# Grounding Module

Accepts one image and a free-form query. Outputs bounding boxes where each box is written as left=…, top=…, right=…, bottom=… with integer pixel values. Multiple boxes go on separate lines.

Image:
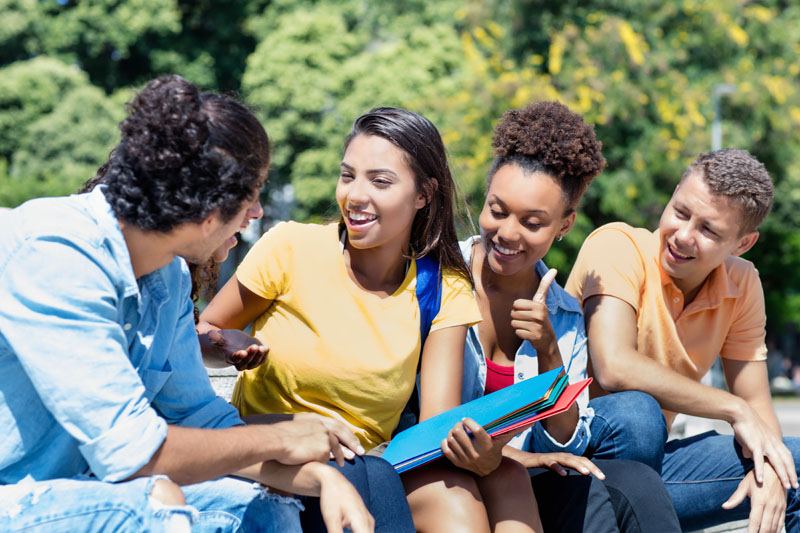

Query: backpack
left=393, top=254, right=442, bottom=434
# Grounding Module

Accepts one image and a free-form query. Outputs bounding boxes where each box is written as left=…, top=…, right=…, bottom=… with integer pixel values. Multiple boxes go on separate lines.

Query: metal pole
left=711, top=83, right=736, bottom=151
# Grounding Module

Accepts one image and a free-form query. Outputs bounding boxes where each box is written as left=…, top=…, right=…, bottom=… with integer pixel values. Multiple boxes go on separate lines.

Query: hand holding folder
left=383, top=367, right=591, bottom=473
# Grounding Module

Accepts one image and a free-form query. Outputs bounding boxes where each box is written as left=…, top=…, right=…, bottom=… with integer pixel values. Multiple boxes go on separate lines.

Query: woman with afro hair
left=403, top=102, right=681, bottom=532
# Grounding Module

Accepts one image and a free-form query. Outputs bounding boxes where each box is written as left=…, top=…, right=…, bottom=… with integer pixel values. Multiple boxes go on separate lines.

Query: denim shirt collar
left=87, top=186, right=139, bottom=301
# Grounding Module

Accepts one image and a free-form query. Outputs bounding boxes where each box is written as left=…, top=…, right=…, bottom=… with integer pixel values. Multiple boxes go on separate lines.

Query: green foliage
left=0, top=57, right=122, bottom=206
left=242, top=0, right=466, bottom=219
left=0, top=0, right=263, bottom=91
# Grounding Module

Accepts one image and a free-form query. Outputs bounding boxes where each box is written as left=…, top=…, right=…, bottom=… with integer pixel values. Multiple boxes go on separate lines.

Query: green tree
left=0, top=0, right=263, bottom=92
left=454, top=0, right=800, bottom=333
left=0, top=57, right=125, bottom=206
left=242, top=0, right=467, bottom=220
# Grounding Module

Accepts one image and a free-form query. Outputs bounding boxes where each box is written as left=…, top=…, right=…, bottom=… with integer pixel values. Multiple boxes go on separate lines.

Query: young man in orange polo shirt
left=566, top=148, right=800, bottom=532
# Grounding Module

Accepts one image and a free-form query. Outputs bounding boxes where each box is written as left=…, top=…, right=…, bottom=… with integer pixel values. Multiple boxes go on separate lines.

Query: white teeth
left=495, top=243, right=521, bottom=255
left=349, top=212, right=377, bottom=222
left=670, top=244, right=692, bottom=259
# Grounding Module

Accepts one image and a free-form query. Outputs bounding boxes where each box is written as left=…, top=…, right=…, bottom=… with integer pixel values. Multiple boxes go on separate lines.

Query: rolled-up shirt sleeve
left=0, top=237, right=167, bottom=482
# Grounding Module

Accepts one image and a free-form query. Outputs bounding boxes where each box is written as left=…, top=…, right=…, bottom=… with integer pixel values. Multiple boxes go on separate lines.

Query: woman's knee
left=479, top=457, right=534, bottom=496
left=403, top=466, right=490, bottom=533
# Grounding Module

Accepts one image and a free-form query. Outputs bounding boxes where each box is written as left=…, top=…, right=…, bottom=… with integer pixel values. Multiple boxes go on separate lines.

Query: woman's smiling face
left=479, top=164, right=575, bottom=277
left=336, top=134, right=426, bottom=253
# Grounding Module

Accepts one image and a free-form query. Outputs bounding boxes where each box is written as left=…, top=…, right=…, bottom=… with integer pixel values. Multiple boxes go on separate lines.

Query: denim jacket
left=459, top=236, right=593, bottom=455
left=0, top=187, right=241, bottom=485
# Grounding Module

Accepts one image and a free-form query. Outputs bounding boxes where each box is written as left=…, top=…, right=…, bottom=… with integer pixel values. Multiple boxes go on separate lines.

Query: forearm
left=501, top=445, right=531, bottom=465
left=133, top=424, right=287, bottom=486
left=597, top=350, right=745, bottom=423
left=539, top=405, right=580, bottom=445
left=236, top=460, right=332, bottom=497
left=750, top=397, right=783, bottom=437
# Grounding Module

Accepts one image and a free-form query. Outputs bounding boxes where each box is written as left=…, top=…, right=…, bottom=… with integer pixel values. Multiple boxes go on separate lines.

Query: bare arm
left=721, top=359, right=794, bottom=533
left=417, top=325, right=468, bottom=421
left=236, top=461, right=374, bottom=533
left=723, top=359, right=781, bottom=436
left=584, top=294, right=742, bottom=418
left=584, top=294, right=796, bottom=488
left=503, top=446, right=605, bottom=479
left=419, top=325, right=514, bottom=477
left=197, top=276, right=273, bottom=367
left=131, top=416, right=360, bottom=486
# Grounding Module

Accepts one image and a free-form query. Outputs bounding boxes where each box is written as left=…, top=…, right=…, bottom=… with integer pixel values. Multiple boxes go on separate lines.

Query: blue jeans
left=587, top=391, right=800, bottom=531
left=301, top=455, right=415, bottom=532
left=0, top=475, right=302, bottom=533
left=584, top=391, right=668, bottom=473
left=183, top=475, right=303, bottom=532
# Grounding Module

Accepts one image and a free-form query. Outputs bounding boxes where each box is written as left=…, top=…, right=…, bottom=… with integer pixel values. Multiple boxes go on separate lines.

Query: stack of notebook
left=382, top=367, right=591, bottom=473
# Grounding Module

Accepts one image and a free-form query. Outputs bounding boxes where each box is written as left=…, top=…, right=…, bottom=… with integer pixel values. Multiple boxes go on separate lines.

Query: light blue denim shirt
left=0, top=187, right=242, bottom=485
left=459, top=236, right=593, bottom=455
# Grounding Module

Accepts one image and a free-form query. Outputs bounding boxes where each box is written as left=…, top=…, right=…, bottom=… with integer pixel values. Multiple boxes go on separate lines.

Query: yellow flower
left=549, top=33, right=565, bottom=75
left=618, top=20, right=646, bottom=66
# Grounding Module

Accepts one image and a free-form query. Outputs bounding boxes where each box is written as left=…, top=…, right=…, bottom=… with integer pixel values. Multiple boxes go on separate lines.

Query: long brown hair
left=344, top=107, right=471, bottom=283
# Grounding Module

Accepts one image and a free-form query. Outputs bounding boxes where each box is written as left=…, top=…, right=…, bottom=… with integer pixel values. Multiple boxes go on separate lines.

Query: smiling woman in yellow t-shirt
left=198, top=107, right=492, bottom=532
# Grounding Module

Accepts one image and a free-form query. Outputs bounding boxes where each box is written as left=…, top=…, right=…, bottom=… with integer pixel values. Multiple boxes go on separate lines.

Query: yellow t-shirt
left=565, top=222, right=767, bottom=427
left=232, top=221, right=481, bottom=449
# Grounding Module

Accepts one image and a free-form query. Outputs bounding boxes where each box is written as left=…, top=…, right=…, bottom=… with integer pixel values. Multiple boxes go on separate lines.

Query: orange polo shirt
left=565, top=222, right=767, bottom=427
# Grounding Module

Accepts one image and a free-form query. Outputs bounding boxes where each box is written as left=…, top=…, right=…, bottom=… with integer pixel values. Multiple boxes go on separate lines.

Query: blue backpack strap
left=394, top=254, right=442, bottom=434
left=415, top=254, right=442, bottom=350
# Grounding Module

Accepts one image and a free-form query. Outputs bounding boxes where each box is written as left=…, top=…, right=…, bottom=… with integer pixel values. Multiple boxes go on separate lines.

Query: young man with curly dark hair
left=0, top=75, right=376, bottom=533
left=567, top=148, right=800, bottom=532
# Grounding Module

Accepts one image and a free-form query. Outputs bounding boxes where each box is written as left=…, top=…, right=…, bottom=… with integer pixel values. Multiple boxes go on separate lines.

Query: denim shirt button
left=123, top=323, right=132, bottom=331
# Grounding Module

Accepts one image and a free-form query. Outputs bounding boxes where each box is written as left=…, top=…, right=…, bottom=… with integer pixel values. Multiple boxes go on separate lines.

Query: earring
left=557, top=234, right=563, bottom=242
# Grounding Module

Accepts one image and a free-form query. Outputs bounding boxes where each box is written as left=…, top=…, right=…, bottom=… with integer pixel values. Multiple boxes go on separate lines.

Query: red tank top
left=485, top=357, right=515, bottom=394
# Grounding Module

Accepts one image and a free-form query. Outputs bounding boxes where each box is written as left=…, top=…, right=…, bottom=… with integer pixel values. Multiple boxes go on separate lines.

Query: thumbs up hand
left=510, top=268, right=559, bottom=358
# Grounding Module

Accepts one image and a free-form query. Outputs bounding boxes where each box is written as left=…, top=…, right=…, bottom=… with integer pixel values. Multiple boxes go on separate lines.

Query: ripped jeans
left=0, top=474, right=303, bottom=533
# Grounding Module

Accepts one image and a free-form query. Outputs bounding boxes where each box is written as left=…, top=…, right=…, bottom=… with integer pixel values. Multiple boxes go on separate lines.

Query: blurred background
left=3, top=0, right=800, bottom=392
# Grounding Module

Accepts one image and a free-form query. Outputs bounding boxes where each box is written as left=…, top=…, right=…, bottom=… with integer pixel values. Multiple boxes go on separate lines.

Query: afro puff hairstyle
left=99, top=75, right=269, bottom=232
left=489, top=101, right=605, bottom=214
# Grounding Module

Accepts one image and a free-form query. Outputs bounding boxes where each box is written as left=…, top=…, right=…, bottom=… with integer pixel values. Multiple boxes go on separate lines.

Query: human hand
left=268, top=414, right=365, bottom=467
left=315, top=464, right=375, bottom=533
left=723, top=464, right=786, bottom=533
left=441, top=418, right=517, bottom=477
left=730, top=404, right=797, bottom=491
left=510, top=269, right=559, bottom=359
left=520, top=452, right=605, bottom=479
left=207, top=329, right=268, bottom=371
left=293, top=412, right=366, bottom=466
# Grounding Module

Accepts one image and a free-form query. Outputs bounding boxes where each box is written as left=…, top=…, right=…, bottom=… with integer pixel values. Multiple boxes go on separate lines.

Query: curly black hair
left=189, top=260, right=220, bottom=323
left=489, top=101, right=605, bottom=214
left=100, top=75, right=269, bottom=232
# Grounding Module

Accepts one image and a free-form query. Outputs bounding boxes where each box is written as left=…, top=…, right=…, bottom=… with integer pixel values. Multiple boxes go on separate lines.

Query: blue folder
left=383, top=366, right=566, bottom=472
